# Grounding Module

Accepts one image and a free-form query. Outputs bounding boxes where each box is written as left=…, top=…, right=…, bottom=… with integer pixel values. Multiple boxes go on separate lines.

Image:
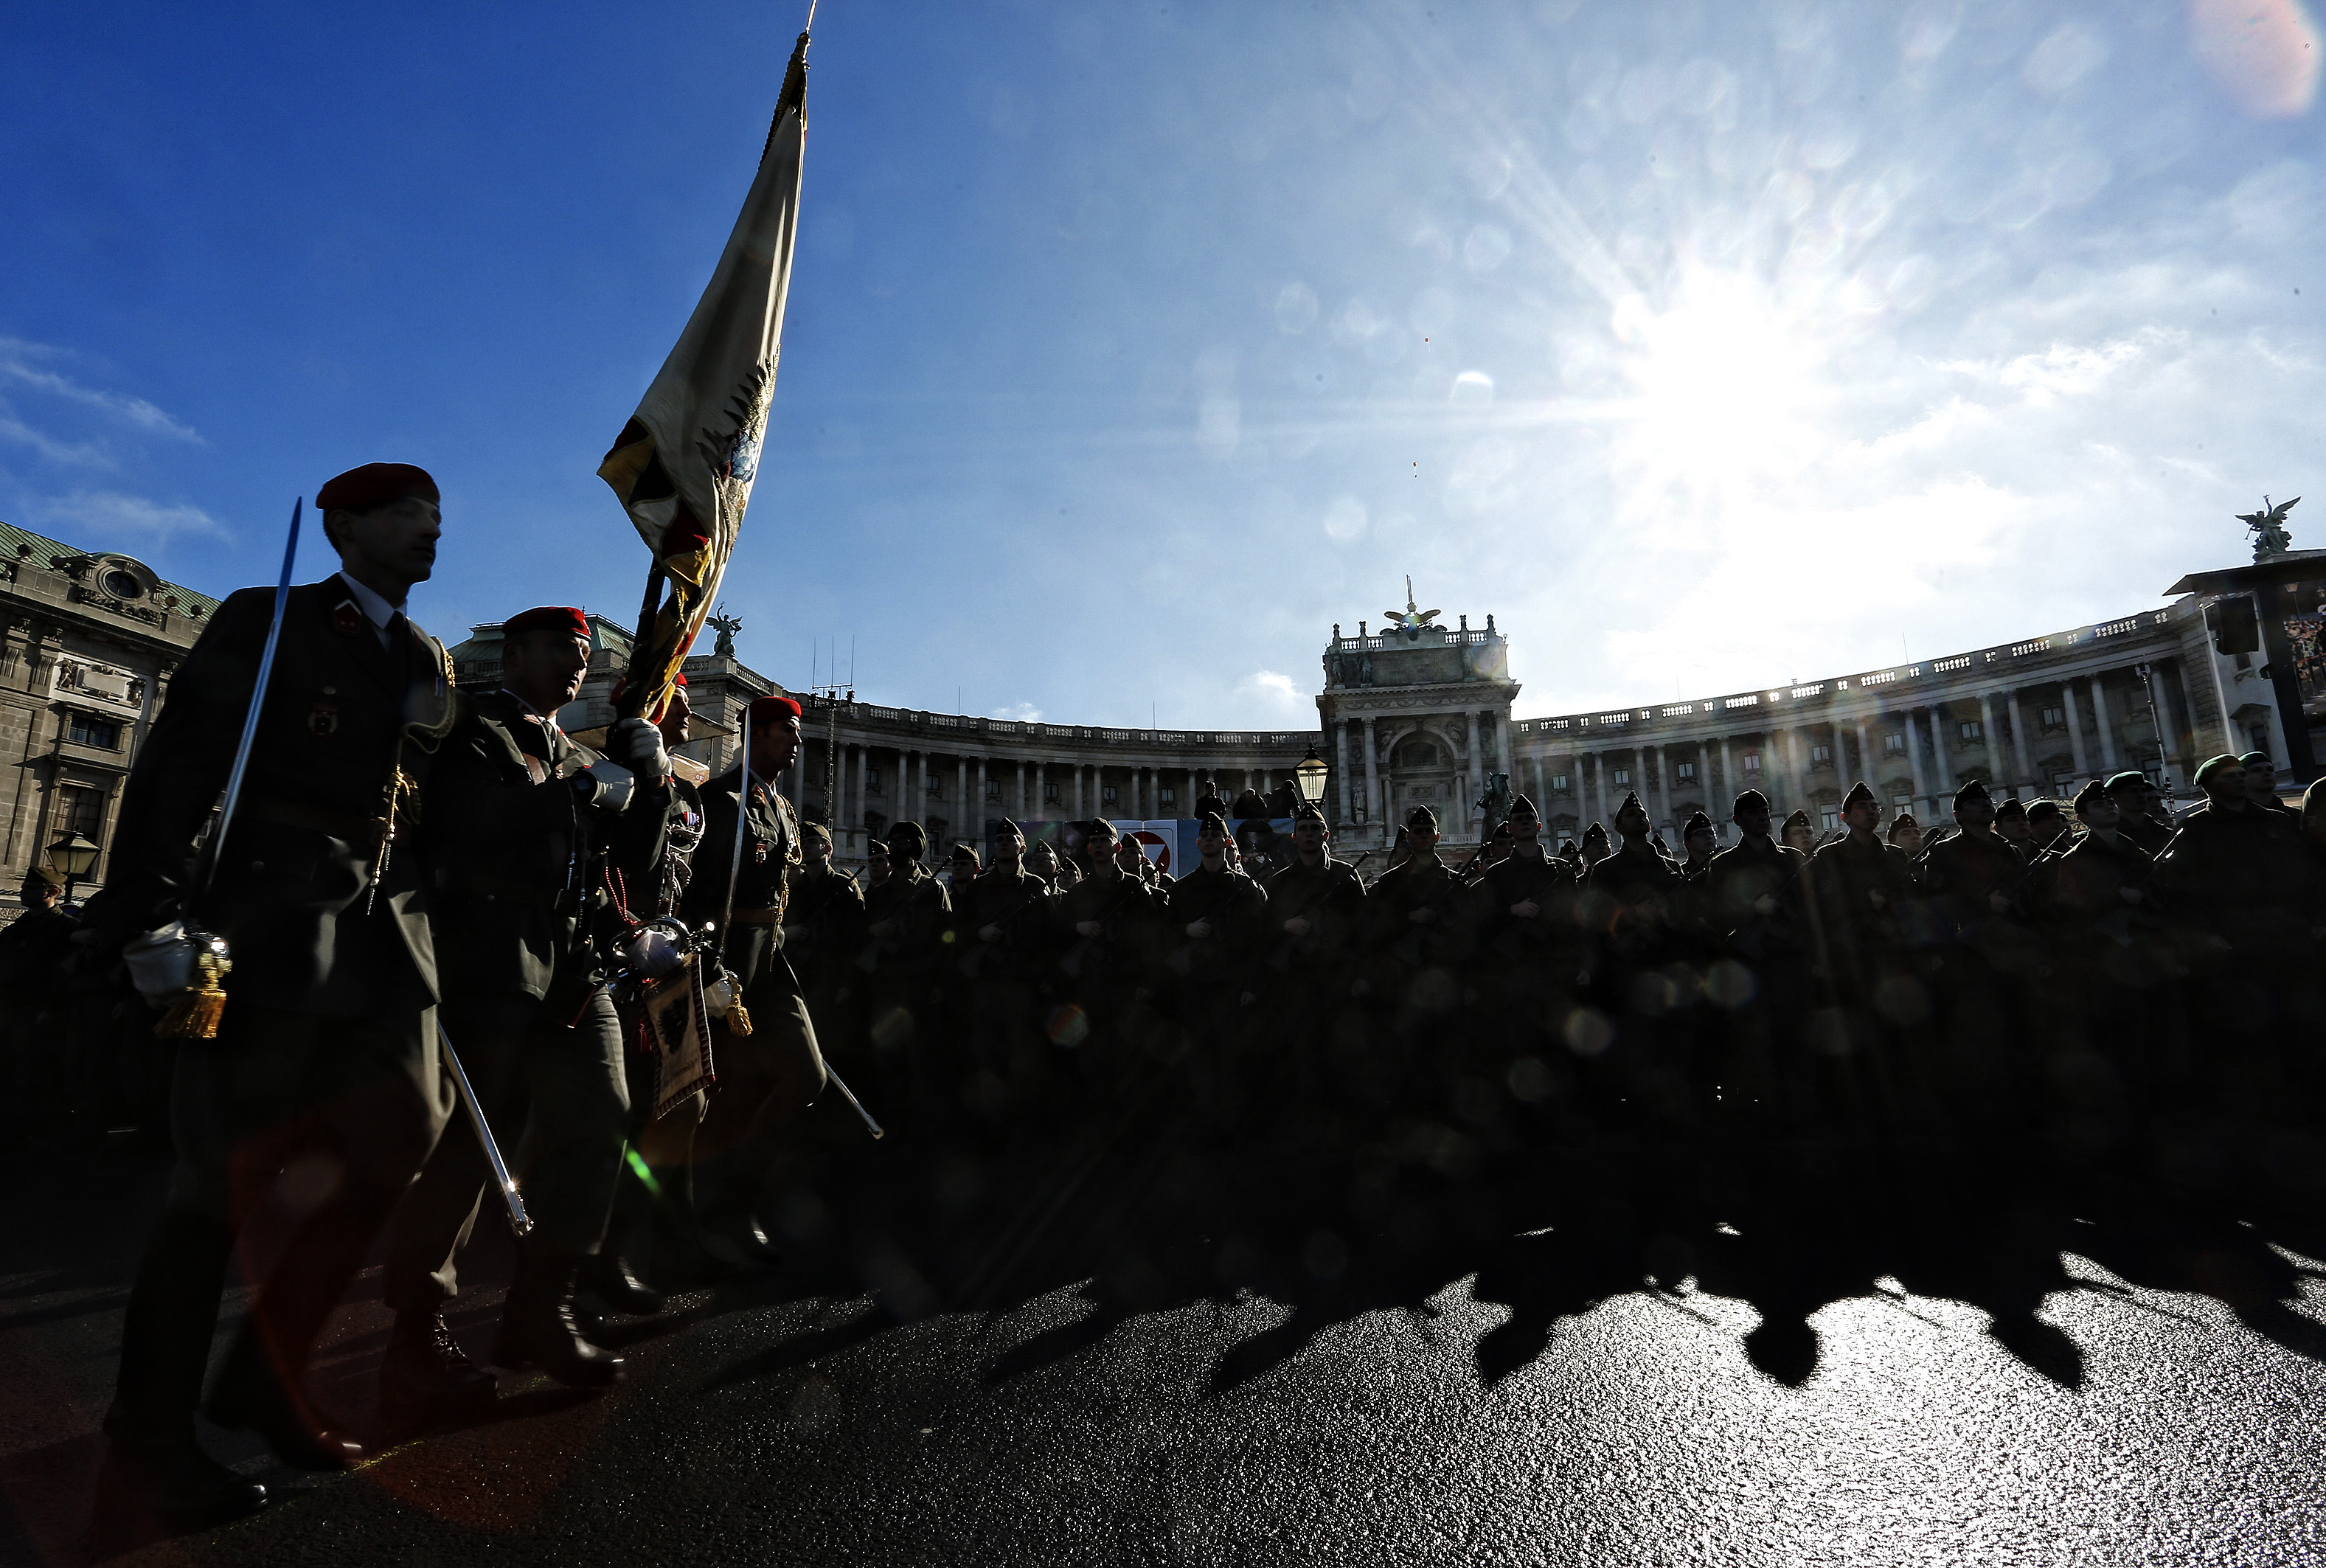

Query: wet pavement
left=7, top=1094, right=2326, bottom=1567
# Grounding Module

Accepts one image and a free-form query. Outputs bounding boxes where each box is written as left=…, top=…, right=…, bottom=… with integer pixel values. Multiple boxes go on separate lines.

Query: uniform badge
left=333, top=600, right=364, bottom=636
left=308, top=702, right=339, bottom=737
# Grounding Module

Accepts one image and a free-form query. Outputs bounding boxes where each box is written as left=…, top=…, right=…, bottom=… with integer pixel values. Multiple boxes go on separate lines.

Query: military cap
left=2027, top=799, right=2065, bottom=822
left=1294, top=802, right=1326, bottom=823
left=949, top=842, right=981, bottom=867
left=1195, top=811, right=1227, bottom=833
left=1507, top=794, right=1540, bottom=819
left=503, top=605, right=589, bottom=640
left=2238, top=751, right=2272, bottom=767
left=1580, top=821, right=1608, bottom=844
left=1490, top=819, right=1514, bottom=840
left=1085, top=816, right=1121, bottom=841
left=1730, top=788, right=1769, bottom=816
left=2193, top=754, right=2240, bottom=785
left=1841, top=781, right=1876, bottom=810
left=1614, top=790, right=1647, bottom=816
left=886, top=820, right=926, bottom=858
left=1406, top=805, right=1439, bottom=830
left=749, top=695, right=802, bottom=727
left=316, top=462, right=437, bottom=514
left=1782, top=808, right=1811, bottom=830
left=800, top=821, right=831, bottom=845
left=2104, top=770, right=2147, bottom=793
left=1995, top=796, right=2027, bottom=822
left=1952, top=779, right=1991, bottom=807
left=1682, top=810, right=1713, bottom=836
left=865, top=836, right=891, bottom=860
left=22, top=867, right=60, bottom=894
left=996, top=816, right=1026, bottom=840
left=2073, top=780, right=2109, bottom=814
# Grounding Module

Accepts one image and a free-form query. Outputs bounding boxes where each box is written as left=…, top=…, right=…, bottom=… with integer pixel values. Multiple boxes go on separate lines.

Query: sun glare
left=1613, top=271, right=1827, bottom=498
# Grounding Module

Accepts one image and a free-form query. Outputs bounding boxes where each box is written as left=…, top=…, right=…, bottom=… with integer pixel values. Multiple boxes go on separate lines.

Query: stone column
left=845, top=743, right=860, bottom=830
left=1853, top=717, right=1872, bottom=794
left=2063, top=685, right=2090, bottom=780
left=1468, top=714, right=1486, bottom=830
left=1074, top=763, right=1086, bottom=821
left=976, top=756, right=987, bottom=825
left=1788, top=729, right=1808, bottom=812
left=955, top=757, right=967, bottom=825
left=1904, top=711, right=1929, bottom=812
left=1652, top=743, right=1672, bottom=833
left=1717, top=736, right=1735, bottom=836
left=2150, top=663, right=2187, bottom=783
left=1583, top=752, right=1600, bottom=827
left=1361, top=718, right=1380, bottom=827
left=2004, top=690, right=2032, bottom=792
left=1014, top=758, right=1026, bottom=816
left=2090, top=676, right=2120, bottom=773
left=1978, top=692, right=2003, bottom=790
left=1333, top=722, right=1352, bottom=825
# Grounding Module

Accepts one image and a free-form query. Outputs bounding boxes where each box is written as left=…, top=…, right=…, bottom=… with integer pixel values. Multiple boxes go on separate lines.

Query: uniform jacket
left=1701, top=836, right=1807, bottom=962
left=1466, top=848, right=1575, bottom=974
left=1163, top=861, right=1268, bottom=984
left=858, top=861, right=953, bottom=989
left=1584, top=841, right=1681, bottom=965
left=1364, top=856, right=1465, bottom=974
left=1804, top=833, right=1914, bottom=978
left=1260, top=855, right=1366, bottom=975
left=785, top=861, right=867, bottom=993
left=954, top=864, right=1052, bottom=984
left=1055, top=865, right=1159, bottom=991
left=424, top=689, right=671, bottom=1005
left=682, top=765, right=799, bottom=998
left=93, top=578, right=459, bottom=1016
left=2153, top=802, right=2311, bottom=962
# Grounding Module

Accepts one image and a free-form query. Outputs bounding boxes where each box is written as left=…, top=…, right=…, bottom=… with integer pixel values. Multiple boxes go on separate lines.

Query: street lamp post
left=1294, top=747, right=1329, bottom=811
left=44, top=831, right=99, bottom=904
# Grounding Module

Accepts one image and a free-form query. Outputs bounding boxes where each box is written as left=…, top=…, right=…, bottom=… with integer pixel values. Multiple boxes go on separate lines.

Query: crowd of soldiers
left=19, top=461, right=2326, bottom=1547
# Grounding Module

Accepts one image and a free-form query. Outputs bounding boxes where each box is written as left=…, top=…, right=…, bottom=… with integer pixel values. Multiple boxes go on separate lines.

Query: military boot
left=379, top=1310, right=499, bottom=1429
left=493, top=1257, right=625, bottom=1387
left=577, top=1252, right=665, bottom=1316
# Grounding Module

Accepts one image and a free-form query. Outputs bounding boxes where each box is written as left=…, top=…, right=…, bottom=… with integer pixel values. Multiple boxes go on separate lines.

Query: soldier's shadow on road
left=713, top=1079, right=2326, bottom=1404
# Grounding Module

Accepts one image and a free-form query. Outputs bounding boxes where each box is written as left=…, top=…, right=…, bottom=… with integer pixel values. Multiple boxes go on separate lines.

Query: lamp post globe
left=44, top=831, right=99, bottom=901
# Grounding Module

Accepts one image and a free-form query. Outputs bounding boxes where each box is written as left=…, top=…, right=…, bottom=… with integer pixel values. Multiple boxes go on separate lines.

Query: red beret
left=316, top=462, right=438, bottom=514
left=749, top=695, right=802, bottom=727
left=503, top=606, right=589, bottom=639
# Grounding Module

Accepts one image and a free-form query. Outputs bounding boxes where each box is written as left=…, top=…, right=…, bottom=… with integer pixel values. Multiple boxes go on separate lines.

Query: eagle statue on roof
left=1383, top=575, right=1442, bottom=641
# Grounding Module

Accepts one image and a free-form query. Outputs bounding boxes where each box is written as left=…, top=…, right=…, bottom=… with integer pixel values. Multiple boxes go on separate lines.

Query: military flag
left=601, top=26, right=810, bottom=721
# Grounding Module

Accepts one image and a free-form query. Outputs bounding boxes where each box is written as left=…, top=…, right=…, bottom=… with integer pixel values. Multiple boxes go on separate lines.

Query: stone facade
left=0, top=522, right=222, bottom=916
left=8, top=526, right=2309, bottom=894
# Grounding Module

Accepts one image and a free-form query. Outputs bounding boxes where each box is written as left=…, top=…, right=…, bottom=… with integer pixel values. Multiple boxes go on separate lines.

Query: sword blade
left=199, top=496, right=301, bottom=901
left=438, top=1020, right=533, bottom=1236
left=824, top=1061, right=883, bottom=1139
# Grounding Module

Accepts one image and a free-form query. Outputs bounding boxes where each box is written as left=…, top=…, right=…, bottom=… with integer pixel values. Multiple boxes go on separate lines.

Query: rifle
left=1386, top=850, right=1493, bottom=966
left=957, top=878, right=1051, bottom=980
left=1058, top=875, right=1148, bottom=980
left=1260, top=850, right=1375, bottom=974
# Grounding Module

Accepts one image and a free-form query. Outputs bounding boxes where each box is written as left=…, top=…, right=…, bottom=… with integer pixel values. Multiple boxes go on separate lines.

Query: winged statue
left=2237, top=495, right=2299, bottom=561
left=1383, top=575, right=1442, bottom=640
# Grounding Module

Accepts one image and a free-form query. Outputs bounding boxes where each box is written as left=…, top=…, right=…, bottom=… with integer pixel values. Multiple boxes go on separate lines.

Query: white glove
left=122, top=920, right=200, bottom=1004
left=578, top=759, right=639, bottom=813
left=611, top=717, right=669, bottom=780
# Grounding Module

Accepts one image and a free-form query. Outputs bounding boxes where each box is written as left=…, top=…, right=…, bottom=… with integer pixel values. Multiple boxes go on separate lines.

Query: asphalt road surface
left=7, top=1084, right=2326, bottom=1567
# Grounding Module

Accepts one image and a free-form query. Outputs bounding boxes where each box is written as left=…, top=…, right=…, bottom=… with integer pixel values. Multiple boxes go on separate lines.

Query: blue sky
left=2, top=0, right=2319, bottom=729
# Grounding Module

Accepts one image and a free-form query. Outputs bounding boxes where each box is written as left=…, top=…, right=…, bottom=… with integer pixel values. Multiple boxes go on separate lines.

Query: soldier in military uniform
left=2105, top=771, right=2171, bottom=858
left=1361, top=806, right=1469, bottom=1118
left=857, top=820, right=953, bottom=1128
left=378, top=606, right=673, bottom=1418
left=1053, top=816, right=1162, bottom=1105
left=1701, top=790, right=1808, bottom=1136
left=1582, top=792, right=1687, bottom=1134
left=87, top=463, right=460, bottom=1533
left=1801, top=781, right=1914, bottom=1137
left=1463, top=796, right=1577, bottom=1132
left=1254, top=805, right=1364, bottom=1128
left=954, top=819, right=1058, bottom=1132
left=1917, top=779, right=2032, bottom=1145
left=2038, top=778, right=2167, bottom=1159
left=785, top=822, right=866, bottom=1041
left=676, top=695, right=827, bottom=1270
left=1161, top=811, right=1268, bottom=1131
left=0, top=870, right=79, bottom=1147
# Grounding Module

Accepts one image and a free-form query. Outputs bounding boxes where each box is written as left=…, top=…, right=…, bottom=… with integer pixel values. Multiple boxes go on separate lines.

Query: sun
left=1611, top=270, right=1828, bottom=499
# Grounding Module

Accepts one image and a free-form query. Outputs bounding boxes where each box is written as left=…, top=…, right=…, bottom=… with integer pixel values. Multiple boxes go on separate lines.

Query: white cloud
left=0, top=339, right=201, bottom=442
left=38, top=490, right=229, bottom=544
left=0, top=409, right=106, bottom=467
left=991, top=701, right=1042, bottom=722
left=1237, top=670, right=1304, bottom=709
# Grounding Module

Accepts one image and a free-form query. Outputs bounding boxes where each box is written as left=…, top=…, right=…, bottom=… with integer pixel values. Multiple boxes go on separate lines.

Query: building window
left=1892, top=794, right=1913, bottom=808
left=1743, top=754, right=1762, bottom=774
left=1819, top=806, right=1841, bottom=832
left=927, top=777, right=943, bottom=797
left=1551, top=774, right=1571, bottom=791
left=68, top=712, right=123, bottom=749
left=1810, top=744, right=1832, bottom=766
left=56, top=783, right=105, bottom=840
left=1675, top=761, right=1696, bottom=781
left=1044, top=782, right=1060, bottom=803
left=1400, top=741, right=1438, bottom=767
left=1611, top=768, right=1631, bottom=785
left=1160, top=786, right=1176, bottom=806
left=985, top=780, right=1001, bottom=800
left=1884, top=732, right=1906, bottom=756
left=1102, top=785, right=1119, bottom=805
left=1958, top=720, right=1984, bottom=743
left=864, top=766, right=882, bottom=794
left=2040, top=705, right=2063, bottom=729
left=100, top=566, right=146, bottom=602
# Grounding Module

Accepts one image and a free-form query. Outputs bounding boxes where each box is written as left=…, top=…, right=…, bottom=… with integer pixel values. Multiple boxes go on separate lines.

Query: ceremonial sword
left=439, top=1019, right=532, bottom=1236
left=195, top=497, right=302, bottom=903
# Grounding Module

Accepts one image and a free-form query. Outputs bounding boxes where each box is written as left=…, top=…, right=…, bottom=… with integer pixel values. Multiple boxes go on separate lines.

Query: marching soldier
left=1917, top=779, right=2032, bottom=1143
left=2105, top=771, right=2172, bottom=858
left=1359, top=806, right=1467, bottom=1111
left=2039, top=778, right=2167, bottom=1151
left=1584, top=792, right=1686, bottom=1130
left=785, top=821, right=867, bottom=1036
left=1465, top=796, right=1575, bottom=1126
left=1054, top=816, right=1162, bottom=1092
left=1162, top=811, right=1268, bottom=1128
left=88, top=463, right=460, bottom=1533
left=676, top=695, right=827, bottom=1271
left=858, top=819, right=953, bottom=1125
left=1701, top=789, right=1808, bottom=1133
left=379, top=605, right=673, bottom=1418
left=1801, top=782, right=1914, bottom=1131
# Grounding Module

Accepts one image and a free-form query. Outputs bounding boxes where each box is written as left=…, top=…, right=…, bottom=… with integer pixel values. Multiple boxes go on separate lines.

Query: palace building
left=5, top=520, right=2318, bottom=911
